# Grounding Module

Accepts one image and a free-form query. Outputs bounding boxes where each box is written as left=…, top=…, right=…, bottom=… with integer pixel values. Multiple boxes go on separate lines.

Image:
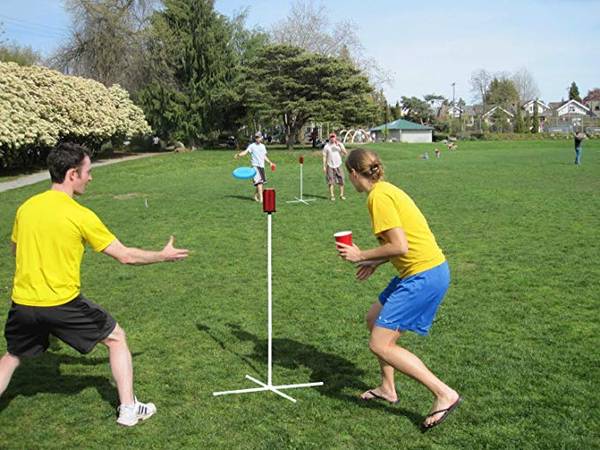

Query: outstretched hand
left=162, top=236, right=189, bottom=262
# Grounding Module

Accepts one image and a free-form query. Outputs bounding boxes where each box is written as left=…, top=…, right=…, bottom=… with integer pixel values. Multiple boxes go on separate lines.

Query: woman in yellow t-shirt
left=337, top=148, right=461, bottom=431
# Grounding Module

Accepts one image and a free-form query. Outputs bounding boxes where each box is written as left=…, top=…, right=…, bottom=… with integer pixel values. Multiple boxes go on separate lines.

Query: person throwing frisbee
left=336, top=148, right=461, bottom=431
left=235, top=132, right=275, bottom=203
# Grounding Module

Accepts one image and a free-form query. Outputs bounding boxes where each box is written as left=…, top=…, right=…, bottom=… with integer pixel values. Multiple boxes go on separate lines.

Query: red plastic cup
left=271, top=163, right=276, bottom=172
left=299, top=155, right=304, bottom=164
left=334, top=231, right=352, bottom=246
left=263, top=188, right=276, bottom=213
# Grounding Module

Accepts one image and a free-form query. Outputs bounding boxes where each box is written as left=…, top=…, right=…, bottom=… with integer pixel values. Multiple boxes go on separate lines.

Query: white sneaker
left=117, top=398, right=156, bottom=427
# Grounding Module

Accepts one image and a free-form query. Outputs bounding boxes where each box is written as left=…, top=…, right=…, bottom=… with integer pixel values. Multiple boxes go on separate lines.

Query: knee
left=103, top=324, right=128, bottom=347
left=2, top=353, right=20, bottom=369
left=368, top=338, right=389, bottom=359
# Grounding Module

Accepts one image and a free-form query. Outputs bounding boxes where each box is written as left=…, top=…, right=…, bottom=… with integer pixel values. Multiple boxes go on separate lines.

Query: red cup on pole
left=334, top=231, right=352, bottom=246
left=263, top=189, right=276, bottom=213
left=299, top=155, right=304, bottom=164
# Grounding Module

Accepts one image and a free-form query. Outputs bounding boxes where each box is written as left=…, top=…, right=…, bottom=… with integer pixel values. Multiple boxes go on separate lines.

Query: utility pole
left=451, top=82, right=456, bottom=106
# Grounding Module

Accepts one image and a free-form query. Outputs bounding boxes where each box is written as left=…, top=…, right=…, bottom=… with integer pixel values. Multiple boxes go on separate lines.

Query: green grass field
left=0, top=140, right=598, bottom=449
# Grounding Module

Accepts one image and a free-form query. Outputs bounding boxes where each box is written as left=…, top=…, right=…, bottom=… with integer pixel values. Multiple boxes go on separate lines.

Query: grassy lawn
left=0, top=140, right=598, bottom=449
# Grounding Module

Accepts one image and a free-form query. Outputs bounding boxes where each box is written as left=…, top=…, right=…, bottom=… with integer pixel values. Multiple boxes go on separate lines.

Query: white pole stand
left=286, top=163, right=316, bottom=205
left=213, top=209, right=323, bottom=402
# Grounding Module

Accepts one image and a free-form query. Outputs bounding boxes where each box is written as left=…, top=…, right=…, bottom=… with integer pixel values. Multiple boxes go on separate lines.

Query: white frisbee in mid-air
left=232, top=167, right=257, bottom=179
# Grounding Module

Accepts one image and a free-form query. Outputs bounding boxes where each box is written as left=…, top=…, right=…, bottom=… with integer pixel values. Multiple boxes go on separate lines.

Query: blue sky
left=1, top=0, right=599, bottom=104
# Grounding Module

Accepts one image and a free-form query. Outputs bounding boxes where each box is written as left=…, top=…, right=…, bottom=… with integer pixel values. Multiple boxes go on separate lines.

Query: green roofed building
left=370, top=119, right=433, bottom=143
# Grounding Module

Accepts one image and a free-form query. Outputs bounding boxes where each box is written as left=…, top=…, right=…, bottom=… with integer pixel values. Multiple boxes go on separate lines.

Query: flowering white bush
left=0, top=62, right=151, bottom=166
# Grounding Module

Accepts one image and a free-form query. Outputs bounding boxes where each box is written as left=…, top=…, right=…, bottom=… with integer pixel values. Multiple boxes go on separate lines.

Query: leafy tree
left=400, top=96, right=433, bottom=124
left=138, top=0, right=240, bottom=146
left=485, top=78, right=519, bottom=108
left=568, top=81, right=582, bottom=102
left=245, top=44, right=375, bottom=149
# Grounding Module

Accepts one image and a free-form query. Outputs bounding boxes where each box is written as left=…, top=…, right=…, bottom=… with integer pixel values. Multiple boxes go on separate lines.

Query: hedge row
left=0, top=62, right=151, bottom=168
left=435, top=131, right=599, bottom=142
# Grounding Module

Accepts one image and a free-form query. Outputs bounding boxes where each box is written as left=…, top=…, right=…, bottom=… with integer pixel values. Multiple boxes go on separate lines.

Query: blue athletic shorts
left=376, top=261, right=450, bottom=336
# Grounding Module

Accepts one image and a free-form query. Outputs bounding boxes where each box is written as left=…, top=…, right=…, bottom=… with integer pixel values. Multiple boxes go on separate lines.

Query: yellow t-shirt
left=11, top=190, right=116, bottom=307
left=367, top=181, right=445, bottom=279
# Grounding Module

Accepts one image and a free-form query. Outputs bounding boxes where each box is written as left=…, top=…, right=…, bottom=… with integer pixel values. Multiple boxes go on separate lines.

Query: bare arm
left=102, top=236, right=189, bottom=265
left=337, top=227, right=408, bottom=263
left=235, top=149, right=249, bottom=159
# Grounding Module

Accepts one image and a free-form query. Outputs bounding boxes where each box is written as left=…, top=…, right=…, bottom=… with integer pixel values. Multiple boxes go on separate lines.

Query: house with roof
left=522, top=99, right=551, bottom=116
left=482, top=106, right=514, bottom=131
left=551, top=99, right=591, bottom=118
left=583, top=89, right=600, bottom=117
left=370, top=119, right=433, bottom=143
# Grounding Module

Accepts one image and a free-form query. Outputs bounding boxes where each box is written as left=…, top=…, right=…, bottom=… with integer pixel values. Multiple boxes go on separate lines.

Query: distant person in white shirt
left=322, top=132, right=348, bottom=201
left=235, top=132, right=275, bottom=203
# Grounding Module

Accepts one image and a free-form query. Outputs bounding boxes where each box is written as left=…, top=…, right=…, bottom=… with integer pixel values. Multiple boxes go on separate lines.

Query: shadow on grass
left=0, top=347, right=142, bottom=415
left=0, top=351, right=114, bottom=415
left=197, top=322, right=423, bottom=428
left=296, top=193, right=329, bottom=200
left=224, top=194, right=256, bottom=203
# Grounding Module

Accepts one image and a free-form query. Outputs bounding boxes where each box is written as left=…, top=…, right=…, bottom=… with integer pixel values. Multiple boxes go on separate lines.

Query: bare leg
left=102, top=324, right=135, bottom=405
left=329, top=184, right=334, bottom=200
left=256, top=183, right=264, bottom=203
left=360, top=303, right=397, bottom=402
left=0, top=353, right=20, bottom=396
left=369, top=326, right=459, bottom=426
left=340, top=184, right=345, bottom=199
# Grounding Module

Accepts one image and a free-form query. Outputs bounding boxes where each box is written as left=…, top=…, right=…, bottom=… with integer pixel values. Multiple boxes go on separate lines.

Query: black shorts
left=4, top=295, right=117, bottom=357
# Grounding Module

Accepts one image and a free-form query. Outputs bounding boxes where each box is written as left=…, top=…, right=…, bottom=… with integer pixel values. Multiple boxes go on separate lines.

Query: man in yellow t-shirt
left=0, top=143, right=189, bottom=427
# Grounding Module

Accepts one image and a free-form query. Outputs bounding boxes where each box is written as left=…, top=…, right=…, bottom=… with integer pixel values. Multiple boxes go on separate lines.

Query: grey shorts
left=326, top=166, right=344, bottom=185
left=253, top=166, right=266, bottom=186
left=4, top=295, right=117, bottom=357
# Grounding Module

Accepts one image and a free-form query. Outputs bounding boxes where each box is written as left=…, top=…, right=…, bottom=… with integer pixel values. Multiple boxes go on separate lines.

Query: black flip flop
left=360, top=389, right=399, bottom=405
left=421, top=396, right=463, bottom=431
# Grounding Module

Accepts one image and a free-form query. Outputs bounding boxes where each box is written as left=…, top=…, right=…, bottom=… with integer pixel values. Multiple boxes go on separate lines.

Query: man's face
left=73, top=156, right=92, bottom=195
left=330, top=135, right=336, bottom=143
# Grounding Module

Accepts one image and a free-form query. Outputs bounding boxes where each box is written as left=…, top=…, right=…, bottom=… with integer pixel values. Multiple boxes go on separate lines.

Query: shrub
left=0, top=62, right=151, bottom=168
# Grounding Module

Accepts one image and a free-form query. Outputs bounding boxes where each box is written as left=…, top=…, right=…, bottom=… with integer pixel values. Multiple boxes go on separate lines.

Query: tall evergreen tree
left=139, top=0, right=239, bottom=145
left=531, top=100, right=539, bottom=133
left=514, top=104, right=525, bottom=133
left=568, top=81, right=582, bottom=102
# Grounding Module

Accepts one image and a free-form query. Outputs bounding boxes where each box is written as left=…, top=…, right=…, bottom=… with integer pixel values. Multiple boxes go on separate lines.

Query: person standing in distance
left=574, top=130, right=586, bottom=165
left=235, top=132, right=275, bottom=203
left=0, top=143, right=189, bottom=427
left=337, top=148, right=461, bottom=431
left=322, top=132, right=348, bottom=201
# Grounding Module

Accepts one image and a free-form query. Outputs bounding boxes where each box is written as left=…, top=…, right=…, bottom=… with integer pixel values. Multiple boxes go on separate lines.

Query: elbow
left=116, top=251, right=136, bottom=265
left=392, top=243, right=409, bottom=257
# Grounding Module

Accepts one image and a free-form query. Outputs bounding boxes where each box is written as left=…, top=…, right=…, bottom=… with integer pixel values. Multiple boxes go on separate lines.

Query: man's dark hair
left=47, top=143, right=90, bottom=183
